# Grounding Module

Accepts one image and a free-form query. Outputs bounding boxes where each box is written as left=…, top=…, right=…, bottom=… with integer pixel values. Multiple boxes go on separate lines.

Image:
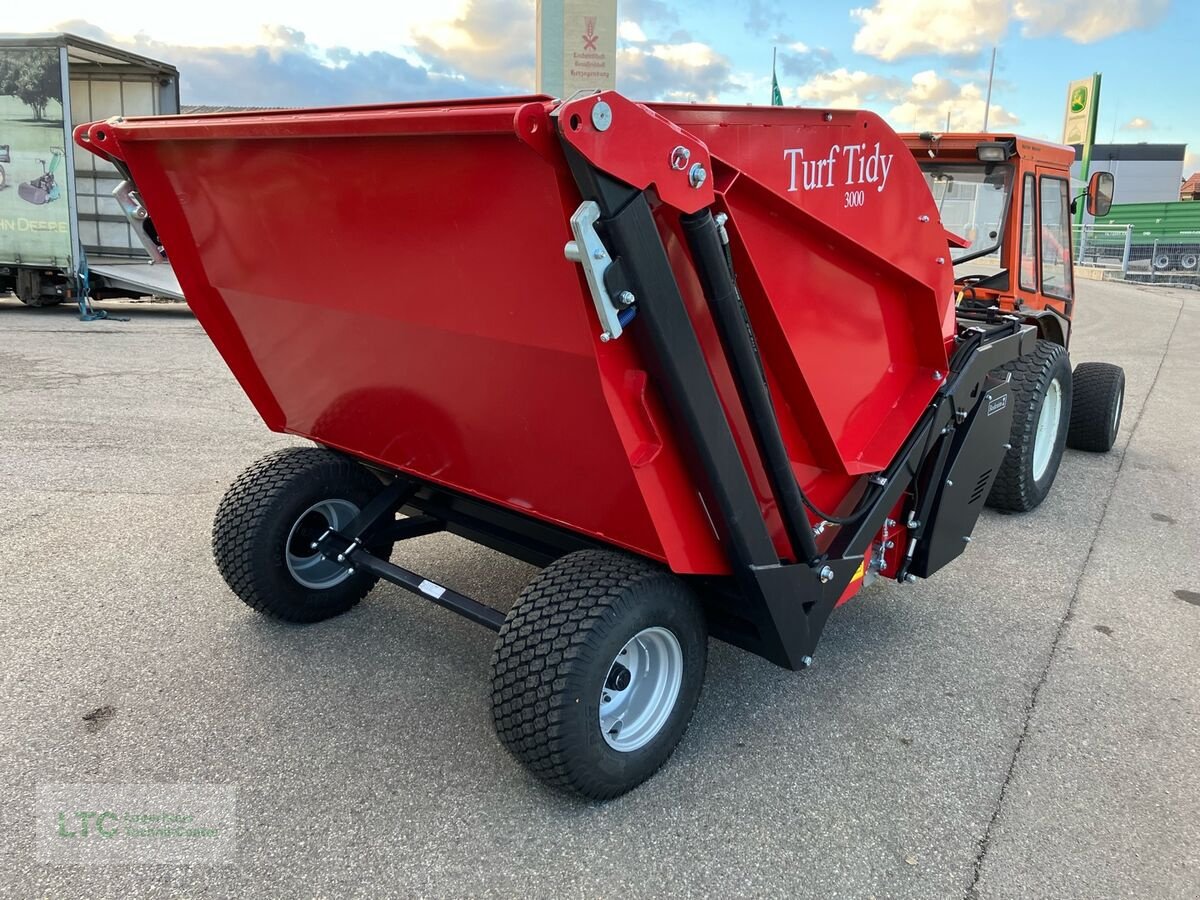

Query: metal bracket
left=112, top=180, right=166, bottom=263
left=564, top=200, right=625, bottom=342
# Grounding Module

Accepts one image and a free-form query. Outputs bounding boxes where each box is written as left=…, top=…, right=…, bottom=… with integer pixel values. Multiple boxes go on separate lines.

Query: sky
left=7, top=0, right=1197, bottom=173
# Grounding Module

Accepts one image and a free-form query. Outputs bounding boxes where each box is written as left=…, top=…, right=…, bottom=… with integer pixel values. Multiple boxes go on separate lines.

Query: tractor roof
left=900, top=132, right=1075, bottom=167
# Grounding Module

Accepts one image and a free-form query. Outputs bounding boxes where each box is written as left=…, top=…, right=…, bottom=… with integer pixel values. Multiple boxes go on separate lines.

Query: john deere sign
left=1062, top=75, right=1099, bottom=145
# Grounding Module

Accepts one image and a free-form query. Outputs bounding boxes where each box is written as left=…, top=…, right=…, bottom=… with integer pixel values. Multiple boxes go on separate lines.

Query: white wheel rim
left=1112, top=389, right=1123, bottom=436
left=285, top=498, right=360, bottom=589
left=599, top=626, right=683, bottom=753
left=1032, top=377, right=1063, bottom=481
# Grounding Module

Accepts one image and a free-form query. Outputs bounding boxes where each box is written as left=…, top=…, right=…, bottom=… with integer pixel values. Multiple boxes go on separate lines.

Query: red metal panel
left=75, top=94, right=961, bottom=582
left=77, top=107, right=726, bottom=573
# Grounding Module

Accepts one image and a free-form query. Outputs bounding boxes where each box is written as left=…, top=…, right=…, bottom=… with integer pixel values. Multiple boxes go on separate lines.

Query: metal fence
left=1073, top=222, right=1200, bottom=284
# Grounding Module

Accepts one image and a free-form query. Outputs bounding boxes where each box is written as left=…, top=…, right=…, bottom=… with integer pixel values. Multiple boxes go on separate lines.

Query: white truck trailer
left=0, top=33, right=183, bottom=305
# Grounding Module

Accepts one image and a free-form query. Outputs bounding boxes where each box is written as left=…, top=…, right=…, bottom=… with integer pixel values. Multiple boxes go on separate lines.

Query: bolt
left=885, top=518, right=896, bottom=528
left=618, top=290, right=636, bottom=306
left=918, top=215, right=930, bottom=223
left=1003, top=442, right=1012, bottom=450
left=591, top=100, right=612, bottom=132
left=669, top=145, right=691, bottom=170
left=945, top=479, right=954, bottom=487
left=310, top=542, right=318, bottom=550
left=599, top=332, right=612, bottom=343
left=800, top=655, right=814, bottom=668
left=347, top=567, right=355, bottom=574
left=603, top=693, right=612, bottom=703
left=688, top=162, right=708, bottom=188
left=932, top=370, right=944, bottom=381
left=936, top=257, right=946, bottom=265
left=962, top=536, right=972, bottom=543
left=818, top=565, right=834, bottom=583
left=592, top=247, right=606, bottom=260
left=885, top=540, right=895, bottom=549
left=336, top=554, right=345, bottom=563
left=905, top=574, right=918, bottom=584
left=620, top=648, right=627, bottom=655
left=823, top=112, right=833, bottom=122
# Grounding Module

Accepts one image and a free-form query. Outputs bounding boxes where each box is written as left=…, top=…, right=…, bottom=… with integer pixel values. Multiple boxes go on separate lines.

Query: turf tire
left=212, top=446, right=392, bottom=622
left=986, top=339, right=1072, bottom=512
left=491, top=549, right=707, bottom=800
left=1067, top=362, right=1125, bottom=452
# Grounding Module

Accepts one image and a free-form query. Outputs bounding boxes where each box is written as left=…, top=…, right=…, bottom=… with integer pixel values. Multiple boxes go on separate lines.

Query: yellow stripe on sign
left=852, top=560, right=865, bottom=582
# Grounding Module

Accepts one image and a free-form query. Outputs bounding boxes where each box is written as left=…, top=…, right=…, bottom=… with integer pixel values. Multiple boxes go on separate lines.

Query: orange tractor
left=903, top=132, right=1125, bottom=511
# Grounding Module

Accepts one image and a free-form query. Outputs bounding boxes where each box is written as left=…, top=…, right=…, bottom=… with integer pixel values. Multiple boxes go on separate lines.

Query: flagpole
left=982, top=46, right=996, bottom=132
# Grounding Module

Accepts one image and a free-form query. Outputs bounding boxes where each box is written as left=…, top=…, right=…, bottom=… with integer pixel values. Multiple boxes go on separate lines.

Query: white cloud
left=852, top=0, right=1169, bottom=61
left=1123, top=116, right=1153, bottom=131
left=797, top=67, right=1018, bottom=132
left=796, top=67, right=900, bottom=109
left=617, top=40, right=739, bottom=102
left=1013, top=0, right=1169, bottom=42
left=618, top=20, right=648, bottom=43
left=851, top=0, right=1008, bottom=61
left=408, top=0, right=535, bottom=90
left=1184, top=150, right=1199, bottom=175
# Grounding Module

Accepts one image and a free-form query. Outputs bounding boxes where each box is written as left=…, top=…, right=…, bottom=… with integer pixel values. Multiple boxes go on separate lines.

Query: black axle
left=313, top=481, right=507, bottom=632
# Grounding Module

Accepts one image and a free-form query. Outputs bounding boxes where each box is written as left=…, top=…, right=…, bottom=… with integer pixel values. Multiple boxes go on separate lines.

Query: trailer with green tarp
left=1095, top=200, right=1200, bottom=271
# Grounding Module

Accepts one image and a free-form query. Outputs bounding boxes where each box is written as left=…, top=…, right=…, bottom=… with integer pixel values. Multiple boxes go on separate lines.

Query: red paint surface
left=76, top=92, right=954, bottom=580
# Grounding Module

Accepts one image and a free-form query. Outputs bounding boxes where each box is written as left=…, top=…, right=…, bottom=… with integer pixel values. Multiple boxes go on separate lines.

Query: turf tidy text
left=784, top=143, right=894, bottom=193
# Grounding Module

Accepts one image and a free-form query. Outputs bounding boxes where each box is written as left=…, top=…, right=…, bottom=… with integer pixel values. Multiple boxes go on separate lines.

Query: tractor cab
left=901, top=132, right=1114, bottom=347
left=899, top=131, right=1124, bottom=516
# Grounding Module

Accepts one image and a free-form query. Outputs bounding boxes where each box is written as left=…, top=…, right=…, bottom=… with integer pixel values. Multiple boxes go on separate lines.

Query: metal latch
left=112, top=180, right=167, bottom=263
left=564, top=201, right=631, bottom=342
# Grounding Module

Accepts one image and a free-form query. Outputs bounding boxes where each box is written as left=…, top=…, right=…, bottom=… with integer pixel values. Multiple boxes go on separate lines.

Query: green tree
left=0, top=48, right=61, bottom=121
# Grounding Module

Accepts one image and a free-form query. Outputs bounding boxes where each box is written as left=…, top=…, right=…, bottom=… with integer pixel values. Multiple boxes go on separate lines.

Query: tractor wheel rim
left=285, top=498, right=361, bottom=590
left=1032, top=377, right=1063, bottom=481
left=599, top=626, right=683, bottom=753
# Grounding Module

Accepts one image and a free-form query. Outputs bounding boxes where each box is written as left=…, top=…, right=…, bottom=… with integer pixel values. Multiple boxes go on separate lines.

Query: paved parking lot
left=1, top=280, right=1196, bottom=898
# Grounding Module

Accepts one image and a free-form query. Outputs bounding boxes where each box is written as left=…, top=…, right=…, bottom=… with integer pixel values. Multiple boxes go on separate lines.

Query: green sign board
left=0, top=46, right=72, bottom=268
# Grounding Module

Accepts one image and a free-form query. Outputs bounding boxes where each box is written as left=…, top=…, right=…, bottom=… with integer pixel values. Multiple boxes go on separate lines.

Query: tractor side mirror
left=1087, top=170, right=1114, bottom=218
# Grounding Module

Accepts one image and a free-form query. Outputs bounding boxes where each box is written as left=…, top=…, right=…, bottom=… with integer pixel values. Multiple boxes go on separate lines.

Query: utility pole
left=982, top=46, right=996, bottom=132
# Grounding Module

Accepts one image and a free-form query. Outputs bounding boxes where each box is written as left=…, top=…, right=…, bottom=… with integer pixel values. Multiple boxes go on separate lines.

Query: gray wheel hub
left=599, top=626, right=683, bottom=752
left=285, top=498, right=360, bottom=589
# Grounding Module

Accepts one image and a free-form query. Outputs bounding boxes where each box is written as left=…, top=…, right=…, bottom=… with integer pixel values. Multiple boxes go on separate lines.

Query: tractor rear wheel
left=986, top=340, right=1073, bottom=513
left=1067, top=362, right=1125, bottom=452
left=212, top=446, right=394, bottom=622
left=491, top=549, right=707, bottom=800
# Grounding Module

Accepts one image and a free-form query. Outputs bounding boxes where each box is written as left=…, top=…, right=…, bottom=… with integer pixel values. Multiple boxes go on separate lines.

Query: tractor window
left=918, top=162, right=1013, bottom=268
left=1039, top=176, right=1073, bottom=301
left=1019, top=174, right=1037, bottom=291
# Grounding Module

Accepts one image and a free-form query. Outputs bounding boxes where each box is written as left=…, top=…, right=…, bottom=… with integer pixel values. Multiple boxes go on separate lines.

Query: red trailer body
left=76, top=95, right=958, bottom=581
left=76, top=92, right=1044, bottom=799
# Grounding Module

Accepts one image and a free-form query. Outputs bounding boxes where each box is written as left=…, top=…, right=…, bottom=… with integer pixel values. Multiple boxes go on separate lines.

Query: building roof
left=181, top=105, right=286, bottom=115
left=1182, top=173, right=1200, bottom=197
left=0, top=32, right=177, bottom=74
left=1072, top=143, right=1187, bottom=163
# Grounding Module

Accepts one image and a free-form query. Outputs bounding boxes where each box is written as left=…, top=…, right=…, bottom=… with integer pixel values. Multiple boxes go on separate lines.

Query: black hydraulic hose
left=680, top=209, right=821, bottom=566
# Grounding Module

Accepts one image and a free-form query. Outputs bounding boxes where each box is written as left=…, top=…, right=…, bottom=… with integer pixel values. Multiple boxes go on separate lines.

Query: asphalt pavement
left=0, top=281, right=1195, bottom=898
